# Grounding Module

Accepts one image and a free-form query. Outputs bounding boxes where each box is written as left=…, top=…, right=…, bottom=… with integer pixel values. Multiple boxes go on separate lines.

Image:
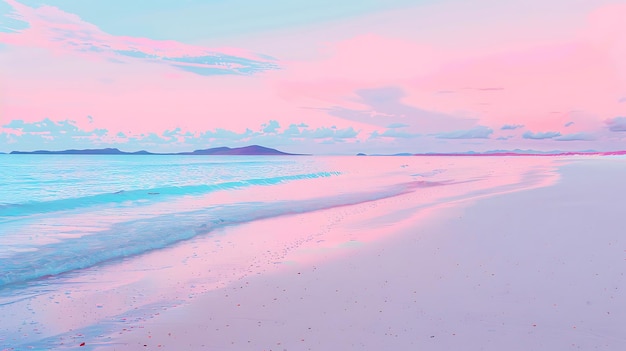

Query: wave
left=0, top=171, right=340, bottom=218
left=0, top=180, right=444, bottom=287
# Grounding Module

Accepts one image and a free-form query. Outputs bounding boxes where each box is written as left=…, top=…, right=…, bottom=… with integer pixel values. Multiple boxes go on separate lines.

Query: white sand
left=92, top=157, right=626, bottom=350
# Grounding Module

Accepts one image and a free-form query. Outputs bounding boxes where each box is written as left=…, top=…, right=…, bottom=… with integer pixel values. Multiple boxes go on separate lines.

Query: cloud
left=262, top=120, right=280, bottom=133
left=522, top=131, right=561, bottom=139
left=326, top=86, right=475, bottom=133
left=370, top=129, right=420, bottom=139
left=162, top=128, right=182, bottom=138
left=606, top=117, right=626, bottom=132
left=195, top=122, right=360, bottom=145
left=0, top=118, right=362, bottom=152
left=3, top=118, right=107, bottom=137
left=435, top=126, right=493, bottom=139
left=500, top=124, right=524, bottom=130
left=564, top=121, right=574, bottom=127
left=554, top=133, right=595, bottom=141
left=387, top=123, right=410, bottom=128
left=281, top=124, right=303, bottom=137
left=175, top=123, right=361, bottom=144
left=333, top=127, right=359, bottom=139
left=1, top=118, right=110, bottom=150
left=133, top=132, right=169, bottom=145
left=619, top=97, right=626, bottom=103
left=201, top=128, right=254, bottom=141
left=303, top=126, right=359, bottom=139
left=0, top=0, right=278, bottom=76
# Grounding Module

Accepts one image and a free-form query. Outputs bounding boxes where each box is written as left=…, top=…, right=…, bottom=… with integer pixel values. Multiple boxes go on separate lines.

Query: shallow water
left=0, top=155, right=560, bottom=350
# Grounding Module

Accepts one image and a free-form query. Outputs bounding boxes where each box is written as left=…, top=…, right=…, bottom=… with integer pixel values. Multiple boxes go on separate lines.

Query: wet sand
left=3, top=157, right=623, bottom=350
left=93, top=157, right=626, bottom=350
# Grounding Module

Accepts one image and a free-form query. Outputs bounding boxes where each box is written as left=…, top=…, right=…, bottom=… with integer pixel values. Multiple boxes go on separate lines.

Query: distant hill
left=355, top=152, right=413, bottom=156
left=10, top=148, right=151, bottom=155
left=9, top=145, right=304, bottom=156
left=178, top=145, right=302, bottom=155
left=413, top=150, right=626, bottom=156
left=355, top=149, right=626, bottom=156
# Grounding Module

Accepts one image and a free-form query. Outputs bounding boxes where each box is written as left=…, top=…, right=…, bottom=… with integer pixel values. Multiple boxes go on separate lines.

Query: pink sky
left=0, top=0, right=625, bottom=154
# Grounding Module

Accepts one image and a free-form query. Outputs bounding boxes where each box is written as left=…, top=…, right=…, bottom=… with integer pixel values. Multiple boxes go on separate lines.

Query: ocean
left=0, top=154, right=560, bottom=350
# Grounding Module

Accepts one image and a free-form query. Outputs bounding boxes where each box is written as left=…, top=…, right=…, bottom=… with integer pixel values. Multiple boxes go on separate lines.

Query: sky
left=1, top=0, right=625, bottom=154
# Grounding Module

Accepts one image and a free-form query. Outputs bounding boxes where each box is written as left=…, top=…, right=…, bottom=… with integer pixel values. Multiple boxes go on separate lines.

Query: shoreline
left=98, top=157, right=626, bottom=350
left=3, top=156, right=624, bottom=350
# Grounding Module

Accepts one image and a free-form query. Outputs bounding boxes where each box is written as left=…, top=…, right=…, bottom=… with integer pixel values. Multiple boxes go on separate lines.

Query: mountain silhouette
left=9, top=145, right=305, bottom=155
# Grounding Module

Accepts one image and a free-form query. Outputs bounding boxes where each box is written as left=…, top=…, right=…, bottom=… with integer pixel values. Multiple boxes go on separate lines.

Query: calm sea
left=0, top=155, right=438, bottom=288
left=0, top=154, right=560, bottom=349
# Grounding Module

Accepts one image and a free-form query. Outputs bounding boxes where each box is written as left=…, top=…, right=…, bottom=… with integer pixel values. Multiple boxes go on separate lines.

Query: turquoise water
left=0, top=155, right=428, bottom=289
left=0, top=154, right=561, bottom=350
left=0, top=155, right=321, bottom=204
left=0, top=155, right=343, bottom=286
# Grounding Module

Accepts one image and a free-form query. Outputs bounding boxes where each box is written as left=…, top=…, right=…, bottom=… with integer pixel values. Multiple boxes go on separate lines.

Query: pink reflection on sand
left=1, top=157, right=562, bottom=348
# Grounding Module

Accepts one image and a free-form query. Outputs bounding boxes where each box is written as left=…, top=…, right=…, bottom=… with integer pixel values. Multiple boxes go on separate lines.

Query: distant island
left=356, top=149, right=626, bottom=156
left=9, top=145, right=305, bottom=156
left=414, top=151, right=626, bottom=156
left=6, top=146, right=626, bottom=157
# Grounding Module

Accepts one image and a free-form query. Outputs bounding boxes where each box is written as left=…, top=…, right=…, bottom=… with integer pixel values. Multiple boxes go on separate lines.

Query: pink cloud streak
left=0, top=0, right=277, bottom=74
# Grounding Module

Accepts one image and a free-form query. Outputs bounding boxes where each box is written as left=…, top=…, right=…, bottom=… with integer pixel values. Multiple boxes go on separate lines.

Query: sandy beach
left=77, top=157, right=624, bottom=351
left=2, top=156, right=624, bottom=351
left=3, top=0, right=626, bottom=349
